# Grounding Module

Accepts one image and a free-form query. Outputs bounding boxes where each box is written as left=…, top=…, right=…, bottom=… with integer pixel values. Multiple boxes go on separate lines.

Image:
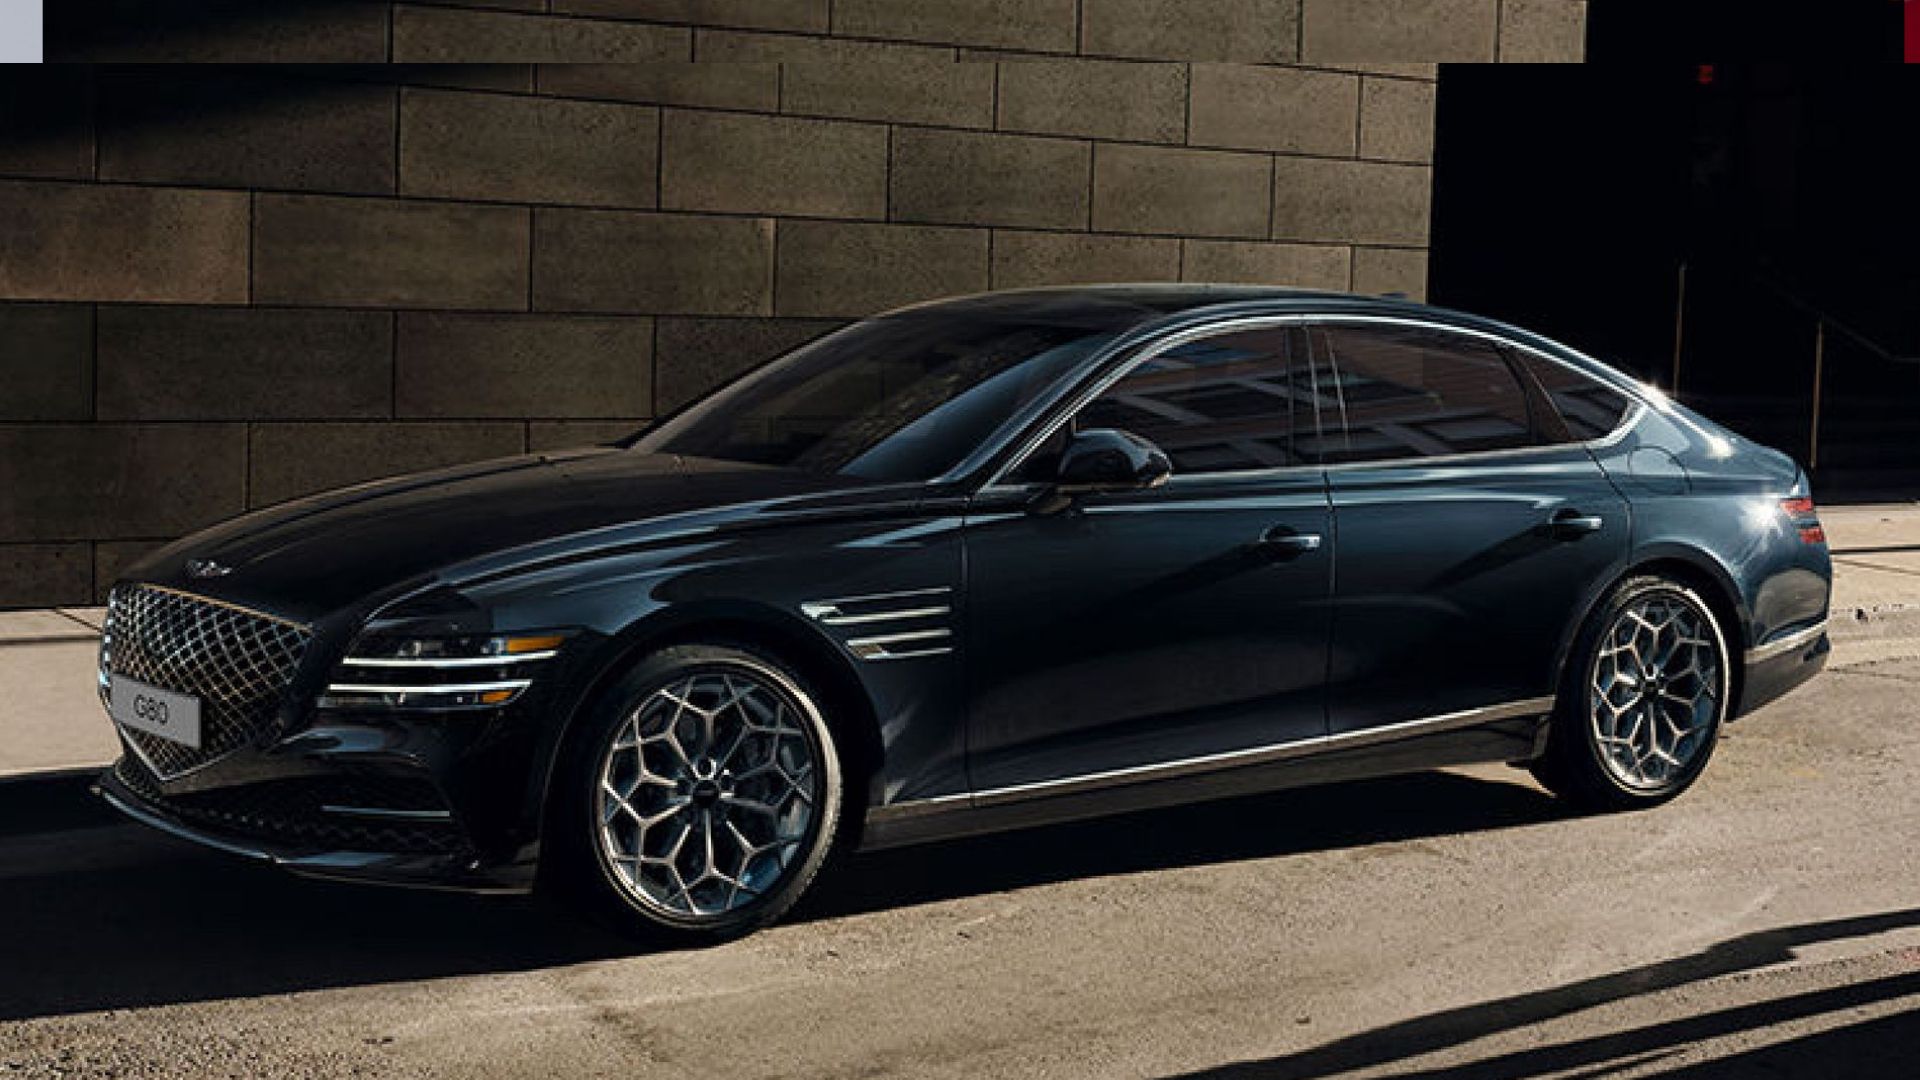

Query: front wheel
left=1531, top=576, right=1733, bottom=811
left=555, top=644, right=845, bottom=943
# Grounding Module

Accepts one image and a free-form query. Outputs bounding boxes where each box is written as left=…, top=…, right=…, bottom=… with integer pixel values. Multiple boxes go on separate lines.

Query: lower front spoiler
left=95, top=770, right=533, bottom=894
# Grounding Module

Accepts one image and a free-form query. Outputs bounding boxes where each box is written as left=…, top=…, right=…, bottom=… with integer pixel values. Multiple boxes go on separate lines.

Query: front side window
left=1299, top=324, right=1537, bottom=464
left=1511, top=349, right=1637, bottom=441
left=1063, top=327, right=1303, bottom=477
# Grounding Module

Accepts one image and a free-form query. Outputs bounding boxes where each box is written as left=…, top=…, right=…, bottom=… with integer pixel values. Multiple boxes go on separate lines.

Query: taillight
left=1780, top=497, right=1824, bottom=545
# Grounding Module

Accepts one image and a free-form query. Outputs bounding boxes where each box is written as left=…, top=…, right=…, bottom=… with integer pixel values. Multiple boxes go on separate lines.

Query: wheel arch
left=535, top=601, right=884, bottom=861
left=1551, top=547, right=1750, bottom=714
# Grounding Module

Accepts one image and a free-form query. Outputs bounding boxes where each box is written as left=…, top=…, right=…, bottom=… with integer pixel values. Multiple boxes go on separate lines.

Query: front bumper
left=96, top=746, right=538, bottom=892
left=96, top=762, right=526, bottom=892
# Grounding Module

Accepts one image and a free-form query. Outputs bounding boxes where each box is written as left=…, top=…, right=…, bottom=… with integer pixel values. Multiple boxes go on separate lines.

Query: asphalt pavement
left=2, top=504, right=1919, bottom=1078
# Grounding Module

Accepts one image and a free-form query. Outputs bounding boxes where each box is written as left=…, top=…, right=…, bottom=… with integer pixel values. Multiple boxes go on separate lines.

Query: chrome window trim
left=866, top=695, right=1556, bottom=823
left=980, top=313, right=1652, bottom=492
left=1745, top=618, right=1829, bottom=664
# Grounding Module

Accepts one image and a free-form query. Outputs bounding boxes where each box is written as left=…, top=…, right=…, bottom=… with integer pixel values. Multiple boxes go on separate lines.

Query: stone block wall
left=1, top=1, right=1586, bottom=607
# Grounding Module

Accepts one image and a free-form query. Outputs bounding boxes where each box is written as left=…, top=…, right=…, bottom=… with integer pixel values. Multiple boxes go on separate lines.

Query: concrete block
left=536, top=62, right=780, bottom=111
left=781, top=57, right=996, bottom=129
left=1351, top=246, right=1429, bottom=299
left=654, top=316, right=844, bottom=410
left=528, top=420, right=650, bottom=451
left=1301, top=0, right=1497, bottom=63
left=1081, top=0, right=1301, bottom=63
left=397, top=313, right=653, bottom=418
left=774, top=221, right=989, bottom=318
left=392, top=5, right=693, bottom=61
left=990, top=230, right=1180, bottom=289
left=1092, top=144, right=1271, bottom=239
left=0, top=303, right=93, bottom=422
left=995, top=58, right=1186, bottom=144
left=1500, top=0, right=1588, bottom=62
left=1359, top=77, right=1436, bottom=163
left=253, top=194, right=530, bottom=310
left=47, top=0, right=390, bottom=61
left=0, top=544, right=92, bottom=609
left=1189, top=64, right=1359, bottom=156
left=553, top=0, right=829, bottom=32
left=400, top=88, right=659, bottom=207
left=0, top=68, right=94, bottom=180
left=96, top=307, right=392, bottom=421
left=661, top=110, right=887, bottom=219
left=98, top=69, right=396, bottom=194
left=831, top=0, right=1078, bottom=52
left=535, top=209, right=774, bottom=316
left=1270, top=157, right=1431, bottom=246
left=249, top=422, right=527, bottom=507
left=0, top=180, right=249, bottom=305
left=891, top=128, right=1090, bottom=230
left=694, top=28, right=952, bottom=63
left=0, top=424, right=246, bottom=541
left=1181, top=239, right=1351, bottom=289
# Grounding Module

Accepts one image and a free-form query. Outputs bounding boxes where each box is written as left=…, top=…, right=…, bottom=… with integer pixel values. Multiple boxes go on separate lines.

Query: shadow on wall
left=0, top=767, right=1563, bottom=1021
left=45, top=0, right=392, bottom=63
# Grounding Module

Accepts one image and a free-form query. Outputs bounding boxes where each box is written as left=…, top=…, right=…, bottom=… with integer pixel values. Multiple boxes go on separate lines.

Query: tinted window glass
left=1069, top=328, right=1301, bottom=475
left=1512, top=350, right=1637, bottom=441
left=1300, top=325, right=1536, bottom=464
left=631, top=312, right=1127, bottom=482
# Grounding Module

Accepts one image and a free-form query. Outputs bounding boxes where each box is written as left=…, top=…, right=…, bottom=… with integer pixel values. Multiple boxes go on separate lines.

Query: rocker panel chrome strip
left=866, top=696, right=1556, bottom=823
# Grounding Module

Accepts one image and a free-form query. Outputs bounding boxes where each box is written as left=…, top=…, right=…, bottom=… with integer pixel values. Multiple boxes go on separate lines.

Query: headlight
left=320, top=632, right=569, bottom=711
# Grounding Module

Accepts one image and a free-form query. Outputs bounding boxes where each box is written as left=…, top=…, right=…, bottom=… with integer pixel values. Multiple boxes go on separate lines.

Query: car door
left=1304, top=319, right=1631, bottom=735
left=962, top=324, right=1333, bottom=794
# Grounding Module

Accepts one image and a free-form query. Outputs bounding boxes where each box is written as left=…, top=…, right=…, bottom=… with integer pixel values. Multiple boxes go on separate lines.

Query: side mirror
left=1053, top=428, right=1173, bottom=496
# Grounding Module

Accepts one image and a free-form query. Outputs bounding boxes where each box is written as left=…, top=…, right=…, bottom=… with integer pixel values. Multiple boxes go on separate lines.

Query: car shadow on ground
left=1164, top=907, right=1920, bottom=1080
left=0, top=766, right=1560, bottom=1021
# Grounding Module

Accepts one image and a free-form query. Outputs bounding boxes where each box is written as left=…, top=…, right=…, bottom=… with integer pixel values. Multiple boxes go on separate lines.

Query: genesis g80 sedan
left=96, top=286, right=1832, bottom=940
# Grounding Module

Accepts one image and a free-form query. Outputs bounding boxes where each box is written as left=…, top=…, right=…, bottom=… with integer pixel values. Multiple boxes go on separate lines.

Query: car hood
left=121, top=449, right=884, bottom=623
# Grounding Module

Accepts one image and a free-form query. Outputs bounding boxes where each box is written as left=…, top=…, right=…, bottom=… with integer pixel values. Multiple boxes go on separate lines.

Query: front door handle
left=1256, top=527, right=1323, bottom=557
left=1549, top=509, right=1604, bottom=537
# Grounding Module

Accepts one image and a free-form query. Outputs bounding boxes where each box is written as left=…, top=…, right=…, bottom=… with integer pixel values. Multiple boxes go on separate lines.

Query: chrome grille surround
left=101, top=584, right=313, bottom=781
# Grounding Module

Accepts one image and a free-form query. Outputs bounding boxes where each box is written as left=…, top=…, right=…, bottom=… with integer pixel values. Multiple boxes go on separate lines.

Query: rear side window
left=1299, top=324, right=1537, bottom=464
left=1511, top=350, right=1637, bottom=441
left=1071, top=327, right=1304, bottom=475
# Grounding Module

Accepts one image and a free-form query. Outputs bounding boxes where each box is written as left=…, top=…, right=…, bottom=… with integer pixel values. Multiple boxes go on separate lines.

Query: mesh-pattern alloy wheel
left=1588, top=590, right=1725, bottom=790
left=1532, top=576, right=1732, bottom=811
left=566, top=645, right=845, bottom=940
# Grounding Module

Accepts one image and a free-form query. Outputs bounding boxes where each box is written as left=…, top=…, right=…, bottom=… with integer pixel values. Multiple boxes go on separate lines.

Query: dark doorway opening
left=1429, top=62, right=1920, bottom=500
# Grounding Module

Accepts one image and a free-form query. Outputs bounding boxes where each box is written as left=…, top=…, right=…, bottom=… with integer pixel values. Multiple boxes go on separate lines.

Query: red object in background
left=1696, top=63, right=1716, bottom=86
left=1908, top=0, right=1919, bottom=61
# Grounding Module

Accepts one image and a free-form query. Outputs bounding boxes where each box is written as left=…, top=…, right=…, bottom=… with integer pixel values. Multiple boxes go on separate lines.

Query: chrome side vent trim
left=803, top=586, right=955, bottom=661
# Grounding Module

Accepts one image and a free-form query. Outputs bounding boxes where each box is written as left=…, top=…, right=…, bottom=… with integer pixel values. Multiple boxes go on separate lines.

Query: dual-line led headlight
left=320, top=633, right=569, bottom=711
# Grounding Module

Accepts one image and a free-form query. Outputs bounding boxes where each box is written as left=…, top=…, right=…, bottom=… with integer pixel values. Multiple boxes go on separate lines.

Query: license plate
left=109, top=675, right=203, bottom=750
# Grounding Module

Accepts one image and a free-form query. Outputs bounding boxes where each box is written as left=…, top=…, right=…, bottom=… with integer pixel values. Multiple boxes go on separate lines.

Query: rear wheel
left=1531, top=576, right=1732, bottom=811
left=555, top=644, right=845, bottom=943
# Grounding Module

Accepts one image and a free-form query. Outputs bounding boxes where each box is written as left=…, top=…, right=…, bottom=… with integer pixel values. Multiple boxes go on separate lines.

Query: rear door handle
left=1257, top=527, right=1323, bottom=557
left=1549, top=509, right=1604, bottom=536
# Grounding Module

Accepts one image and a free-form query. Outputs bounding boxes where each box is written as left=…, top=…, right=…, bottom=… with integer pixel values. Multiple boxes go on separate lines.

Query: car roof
left=884, top=285, right=1642, bottom=397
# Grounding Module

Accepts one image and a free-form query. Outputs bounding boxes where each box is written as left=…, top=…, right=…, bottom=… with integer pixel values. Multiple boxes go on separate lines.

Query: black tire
left=548, top=643, right=845, bottom=944
left=1530, top=575, right=1732, bottom=812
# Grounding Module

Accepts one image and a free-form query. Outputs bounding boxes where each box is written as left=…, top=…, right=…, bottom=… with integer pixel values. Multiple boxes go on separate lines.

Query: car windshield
left=628, top=307, right=1133, bottom=482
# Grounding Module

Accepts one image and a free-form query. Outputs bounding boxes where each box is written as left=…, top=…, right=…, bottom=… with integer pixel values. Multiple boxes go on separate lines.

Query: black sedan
left=96, top=286, right=1832, bottom=941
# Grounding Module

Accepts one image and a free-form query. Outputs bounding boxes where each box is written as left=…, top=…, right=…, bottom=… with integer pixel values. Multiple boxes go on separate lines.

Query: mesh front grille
left=102, top=585, right=313, bottom=779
